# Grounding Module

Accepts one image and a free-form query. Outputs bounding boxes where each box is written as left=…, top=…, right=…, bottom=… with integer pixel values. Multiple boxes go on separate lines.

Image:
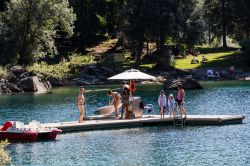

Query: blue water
left=0, top=81, right=250, bottom=166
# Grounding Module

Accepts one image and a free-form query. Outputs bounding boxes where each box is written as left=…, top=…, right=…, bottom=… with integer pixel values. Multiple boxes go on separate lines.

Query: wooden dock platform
left=42, top=115, right=245, bottom=133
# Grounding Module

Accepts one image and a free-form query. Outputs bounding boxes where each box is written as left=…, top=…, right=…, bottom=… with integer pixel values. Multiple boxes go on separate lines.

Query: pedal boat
left=0, top=121, right=62, bottom=141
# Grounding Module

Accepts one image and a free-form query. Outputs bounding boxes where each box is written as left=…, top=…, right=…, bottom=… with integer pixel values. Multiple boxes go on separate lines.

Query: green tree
left=69, top=0, right=116, bottom=52
left=203, top=0, right=234, bottom=49
left=180, top=0, right=205, bottom=48
left=0, top=0, right=76, bottom=65
left=123, top=0, right=146, bottom=67
left=231, top=0, right=250, bottom=41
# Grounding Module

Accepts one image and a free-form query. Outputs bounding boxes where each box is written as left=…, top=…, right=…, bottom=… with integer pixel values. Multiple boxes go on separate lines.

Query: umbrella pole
left=129, top=79, right=132, bottom=97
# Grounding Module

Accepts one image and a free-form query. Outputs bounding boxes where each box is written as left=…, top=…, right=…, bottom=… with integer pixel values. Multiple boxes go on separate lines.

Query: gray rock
left=165, top=78, right=203, bottom=90
left=18, top=72, right=30, bottom=79
left=48, top=77, right=62, bottom=86
left=99, top=66, right=116, bottom=75
left=4, top=71, right=18, bottom=83
left=0, top=82, right=11, bottom=94
left=5, top=82, right=22, bottom=93
left=18, top=77, right=37, bottom=92
left=76, top=80, right=91, bottom=86
left=91, top=78, right=101, bottom=85
left=42, top=81, right=52, bottom=89
left=10, top=65, right=25, bottom=75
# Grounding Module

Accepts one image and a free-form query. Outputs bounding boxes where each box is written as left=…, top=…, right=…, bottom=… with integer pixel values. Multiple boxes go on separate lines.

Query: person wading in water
left=77, top=87, right=85, bottom=123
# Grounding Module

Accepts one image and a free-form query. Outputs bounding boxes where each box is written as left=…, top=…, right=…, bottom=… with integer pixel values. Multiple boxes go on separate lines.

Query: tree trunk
left=134, top=41, right=144, bottom=68
left=221, top=0, right=227, bottom=49
left=19, top=1, right=33, bottom=65
left=208, top=23, right=211, bottom=46
left=159, top=34, right=165, bottom=51
left=146, top=40, right=149, bottom=55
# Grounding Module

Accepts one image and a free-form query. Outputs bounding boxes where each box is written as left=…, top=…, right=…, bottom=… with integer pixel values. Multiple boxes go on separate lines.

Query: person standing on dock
left=158, top=90, right=166, bottom=118
left=176, top=84, right=187, bottom=119
left=168, top=94, right=176, bottom=118
left=120, top=87, right=130, bottom=119
left=77, top=87, right=85, bottom=123
left=107, top=90, right=121, bottom=118
left=122, top=81, right=130, bottom=92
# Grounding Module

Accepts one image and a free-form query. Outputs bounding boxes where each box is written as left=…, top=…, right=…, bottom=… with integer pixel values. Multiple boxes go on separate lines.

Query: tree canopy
left=0, top=0, right=75, bottom=65
left=0, top=0, right=249, bottom=66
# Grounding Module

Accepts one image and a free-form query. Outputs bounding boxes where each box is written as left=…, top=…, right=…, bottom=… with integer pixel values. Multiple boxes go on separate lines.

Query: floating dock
left=42, top=115, right=245, bottom=133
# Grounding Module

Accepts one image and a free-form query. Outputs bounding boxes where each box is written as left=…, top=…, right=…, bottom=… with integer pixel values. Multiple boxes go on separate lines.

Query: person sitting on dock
left=158, top=90, right=166, bottom=118
left=176, top=84, right=187, bottom=119
left=120, top=87, right=130, bottom=119
left=77, top=87, right=85, bottom=123
left=107, top=90, right=121, bottom=118
left=168, top=94, right=176, bottom=118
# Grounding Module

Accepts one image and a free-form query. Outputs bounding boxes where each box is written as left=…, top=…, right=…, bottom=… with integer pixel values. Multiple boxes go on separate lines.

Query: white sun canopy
left=108, top=69, right=156, bottom=80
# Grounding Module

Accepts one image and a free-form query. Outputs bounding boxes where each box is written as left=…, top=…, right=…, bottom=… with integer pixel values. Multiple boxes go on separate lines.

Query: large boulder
left=18, top=77, right=37, bottom=92
left=42, top=81, right=52, bottom=89
left=47, top=77, right=62, bottom=86
left=165, top=78, right=203, bottom=90
left=4, top=71, right=18, bottom=83
left=0, top=82, right=11, bottom=94
left=5, top=82, right=22, bottom=93
left=9, top=65, right=25, bottom=75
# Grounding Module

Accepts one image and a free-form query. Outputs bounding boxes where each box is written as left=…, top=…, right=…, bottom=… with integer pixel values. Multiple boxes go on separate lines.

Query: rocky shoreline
left=1, top=64, right=249, bottom=94
left=0, top=65, right=51, bottom=94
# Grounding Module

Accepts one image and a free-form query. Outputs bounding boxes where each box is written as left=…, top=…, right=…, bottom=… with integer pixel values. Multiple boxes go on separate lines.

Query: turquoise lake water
left=0, top=81, right=250, bottom=166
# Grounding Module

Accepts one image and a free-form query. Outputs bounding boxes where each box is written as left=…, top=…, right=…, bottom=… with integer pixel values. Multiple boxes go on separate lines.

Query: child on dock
left=168, top=94, right=176, bottom=118
left=158, top=90, right=166, bottom=118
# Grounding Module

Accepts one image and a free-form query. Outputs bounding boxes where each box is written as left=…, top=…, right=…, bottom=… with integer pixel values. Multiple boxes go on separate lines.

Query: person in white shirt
left=158, top=90, right=166, bottom=118
left=168, top=94, right=176, bottom=118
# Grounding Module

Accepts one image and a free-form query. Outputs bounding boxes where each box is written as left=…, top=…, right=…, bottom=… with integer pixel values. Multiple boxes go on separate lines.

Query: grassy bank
left=174, top=47, right=241, bottom=69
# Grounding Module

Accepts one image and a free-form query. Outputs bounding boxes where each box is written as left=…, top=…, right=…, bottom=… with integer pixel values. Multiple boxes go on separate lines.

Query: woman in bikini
left=120, top=87, right=130, bottom=119
left=108, top=90, right=121, bottom=118
left=77, top=88, right=85, bottom=123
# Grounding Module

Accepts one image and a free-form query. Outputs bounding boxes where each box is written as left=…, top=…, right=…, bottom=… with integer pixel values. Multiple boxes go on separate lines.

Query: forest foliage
left=0, top=0, right=249, bottom=67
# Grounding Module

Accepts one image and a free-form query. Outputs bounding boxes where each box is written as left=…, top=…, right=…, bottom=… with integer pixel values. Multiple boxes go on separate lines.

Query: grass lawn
left=174, top=48, right=241, bottom=69
left=140, top=63, right=156, bottom=69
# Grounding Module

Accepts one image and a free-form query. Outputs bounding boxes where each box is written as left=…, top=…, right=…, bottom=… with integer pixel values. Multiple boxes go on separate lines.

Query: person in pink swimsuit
left=176, top=84, right=187, bottom=119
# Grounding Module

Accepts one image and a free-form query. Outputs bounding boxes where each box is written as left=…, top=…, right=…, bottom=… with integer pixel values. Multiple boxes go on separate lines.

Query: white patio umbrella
left=108, top=69, right=156, bottom=80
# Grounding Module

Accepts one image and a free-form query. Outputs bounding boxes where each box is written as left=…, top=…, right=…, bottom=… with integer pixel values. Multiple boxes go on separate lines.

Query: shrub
left=69, top=54, right=96, bottom=66
left=0, top=140, right=12, bottom=165
left=28, top=60, right=71, bottom=80
left=27, top=54, right=96, bottom=80
left=0, top=67, right=6, bottom=79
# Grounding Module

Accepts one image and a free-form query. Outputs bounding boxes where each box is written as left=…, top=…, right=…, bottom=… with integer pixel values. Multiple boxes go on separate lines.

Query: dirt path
left=86, top=39, right=118, bottom=55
